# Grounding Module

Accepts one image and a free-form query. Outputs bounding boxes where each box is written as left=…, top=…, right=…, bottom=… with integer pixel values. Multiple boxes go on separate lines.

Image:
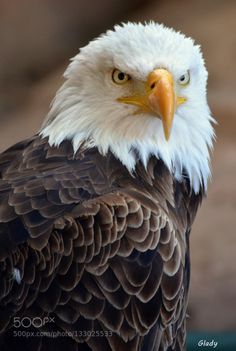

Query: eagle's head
left=41, top=22, right=215, bottom=193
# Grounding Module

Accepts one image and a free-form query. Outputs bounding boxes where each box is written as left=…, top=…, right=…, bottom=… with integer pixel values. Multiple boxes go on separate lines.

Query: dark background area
left=0, top=0, right=235, bottom=336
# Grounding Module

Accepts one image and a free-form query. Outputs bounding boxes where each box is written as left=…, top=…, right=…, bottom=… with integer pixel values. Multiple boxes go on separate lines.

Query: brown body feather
left=0, top=136, right=202, bottom=351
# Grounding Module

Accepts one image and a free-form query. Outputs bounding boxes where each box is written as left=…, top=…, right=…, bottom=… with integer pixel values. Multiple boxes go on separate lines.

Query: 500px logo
left=13, top=317, right=55, bottom=329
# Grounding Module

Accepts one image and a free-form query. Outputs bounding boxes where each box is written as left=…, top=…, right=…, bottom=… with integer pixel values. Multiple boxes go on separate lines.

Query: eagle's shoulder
left=0, top=136, right=112, bottom=257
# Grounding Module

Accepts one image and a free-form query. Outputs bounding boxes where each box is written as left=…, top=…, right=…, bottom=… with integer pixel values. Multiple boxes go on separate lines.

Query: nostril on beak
left=150, top=82, right=156, bottom=90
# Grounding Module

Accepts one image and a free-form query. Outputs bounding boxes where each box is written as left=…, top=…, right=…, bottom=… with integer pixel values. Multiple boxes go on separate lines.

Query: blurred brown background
left=0, top=0, right=235, bottom=332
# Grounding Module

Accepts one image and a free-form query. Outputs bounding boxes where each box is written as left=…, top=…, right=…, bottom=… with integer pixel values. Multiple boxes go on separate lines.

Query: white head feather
left=41, top=22, right=215, bottom=193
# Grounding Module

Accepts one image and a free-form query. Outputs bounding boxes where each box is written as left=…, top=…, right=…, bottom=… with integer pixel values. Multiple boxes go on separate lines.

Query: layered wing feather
left=0, top=136, right=202, bottom=351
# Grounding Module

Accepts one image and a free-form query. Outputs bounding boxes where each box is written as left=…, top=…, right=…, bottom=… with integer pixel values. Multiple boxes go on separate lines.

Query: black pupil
left=118, top=72, right=125, bottom=80
left=180, top=75, right=185, bottom=81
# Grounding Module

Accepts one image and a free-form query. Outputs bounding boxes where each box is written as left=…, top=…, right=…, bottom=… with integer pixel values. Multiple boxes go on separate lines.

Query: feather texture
left=0, top=136, right=202, bottom=351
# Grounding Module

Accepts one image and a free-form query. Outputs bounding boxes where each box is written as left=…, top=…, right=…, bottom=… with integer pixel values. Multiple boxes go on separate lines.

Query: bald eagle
left=0, top=23, right=214, bottom=351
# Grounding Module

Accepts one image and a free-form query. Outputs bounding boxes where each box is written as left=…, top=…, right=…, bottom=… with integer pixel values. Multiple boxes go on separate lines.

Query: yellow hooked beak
left=118, top=68, right=186, bottom=140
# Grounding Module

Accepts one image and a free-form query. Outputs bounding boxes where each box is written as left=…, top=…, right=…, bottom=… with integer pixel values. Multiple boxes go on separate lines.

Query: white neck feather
left=41, top=80, right=215, bottom=194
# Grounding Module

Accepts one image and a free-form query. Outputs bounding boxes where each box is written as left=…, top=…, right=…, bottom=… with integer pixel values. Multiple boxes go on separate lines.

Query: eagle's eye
left=178, top=70, right=190, bottom=86
left=112, top=69, right=130, bottom=85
